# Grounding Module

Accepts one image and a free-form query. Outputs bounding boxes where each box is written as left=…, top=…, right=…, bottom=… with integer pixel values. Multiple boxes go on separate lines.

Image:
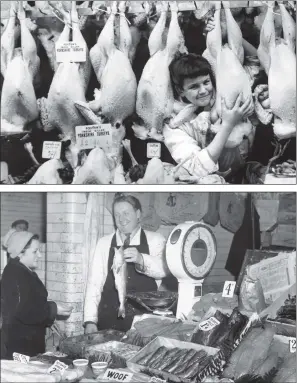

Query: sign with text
left=13, top=353, right=30, bottom=364
left=76, top=124, right=112, bottom=150
left=42, top=141, right=61, bottom=160
left=147, top=143, right=161, bottom=158
left=103, top=369, right=133, bottom=382
left=56, top=41, right=86, bottom=63
left=222, top=281, right=236, bottom=298
left=289, top=338, right=296, bottom=353
left=199, top=317, right=220, bottom=332
left=48, top=360, right=68, bottom=374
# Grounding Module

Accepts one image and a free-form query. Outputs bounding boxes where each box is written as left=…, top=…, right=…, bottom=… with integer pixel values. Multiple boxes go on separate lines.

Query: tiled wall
left=46, top=193, right=87, bottom=337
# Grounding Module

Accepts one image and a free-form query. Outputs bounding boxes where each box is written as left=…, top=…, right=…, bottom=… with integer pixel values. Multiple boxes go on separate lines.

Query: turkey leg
left=122, top=139, right=138, bottom=167
left=223, top=1, right=244, bottom=65
left=71, top=0, right=91, bottom=92
left=1, top=1, right=17, bottom=77
left=257, top=4, right=275, bottom=75
left=118, top=1, right=132, bottom=58
left=279, top=2, right=296, bottom=53
left=148, top=1, right=168, bottom=56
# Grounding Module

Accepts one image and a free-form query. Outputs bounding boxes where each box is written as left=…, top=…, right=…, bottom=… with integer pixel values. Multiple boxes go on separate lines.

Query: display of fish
left=112, top=247, right=127, bottom=318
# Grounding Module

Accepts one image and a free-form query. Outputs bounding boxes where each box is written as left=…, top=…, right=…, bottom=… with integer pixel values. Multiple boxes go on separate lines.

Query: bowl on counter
left=73, top=359, right=89, bottom=374
left=91, top=361, right=108, bottom=377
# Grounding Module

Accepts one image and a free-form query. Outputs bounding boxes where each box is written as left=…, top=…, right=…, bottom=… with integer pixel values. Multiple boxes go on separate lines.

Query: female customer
left=84, top=194, right=169, bottom=333
left=1, top=231, right=72, bottom=359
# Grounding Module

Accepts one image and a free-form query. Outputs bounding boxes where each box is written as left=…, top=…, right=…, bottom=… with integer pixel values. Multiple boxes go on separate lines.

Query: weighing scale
left=166, top=222, right=217, bottom=319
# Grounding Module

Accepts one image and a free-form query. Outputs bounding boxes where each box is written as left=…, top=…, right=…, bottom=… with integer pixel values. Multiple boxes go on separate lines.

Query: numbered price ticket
left=13, top=353, right=30, bottom=364
left=42, top=141, right=62, bottom=160
left=199, top=317, right=220, bottom=332
left=76, top=124, right=112, bottom=150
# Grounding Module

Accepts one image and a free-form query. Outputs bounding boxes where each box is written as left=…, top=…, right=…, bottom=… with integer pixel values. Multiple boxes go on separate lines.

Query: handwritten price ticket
left=13, top=353, right=30, bottom=364
left=147, top=143, right=161, bottom=158
left=222, top=281, right=236, bottom=298
left=199, top=317, right=220, bottom=332
left=76, top=124, right=112, bottom=150
left=42, top=141, right=62, bottom=160
left=56, top=41, right=86, bottom=63
left=48, top=360, right=68, bottom=374
left=289, top=338, right=296, bottom=353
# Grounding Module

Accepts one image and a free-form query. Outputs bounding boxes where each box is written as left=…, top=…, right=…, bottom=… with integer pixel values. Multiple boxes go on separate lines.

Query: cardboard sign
left=199, top=317, right=220, bottom=332
left=13, top=353, right=30, bottom=364
left=76, top=124, right=112, bottom=150
left=42, top=141, right=61, bottom=160
left=147, top=143, right=161, bottom=158
left=48, top=360, right=68, bottom=374
left=289, top=338, right=296, bottom=353
left=222, top=281, right=236, bottom=298
left=103, top=369, right=133, bottom=382
left=56, top=41, right=86, bottom=63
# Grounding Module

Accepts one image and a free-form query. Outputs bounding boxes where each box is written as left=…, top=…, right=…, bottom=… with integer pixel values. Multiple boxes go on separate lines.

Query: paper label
left=199, top=316, right=220, bottom=332
left=13, top=352, right=30, bottom=364
left=103, top=369, right=133, bottom=382
left=48, top=360, right=68, bottom=374
left=222, top=281, right=236, bottom=298
left=76, top=124, right=112, bottom=150
left=149, top=378, right=167, bottom=383
left=289, top=338, right=296, bottom=353
left=42, top=141, right=61, bottom=159
left=147, top=143, right=161, bottom=158
left=56, top=41, right=86, bottom=63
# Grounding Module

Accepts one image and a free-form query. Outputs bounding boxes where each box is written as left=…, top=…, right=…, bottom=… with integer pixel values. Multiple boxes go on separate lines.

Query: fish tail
left=118, top=306, right=126, bottom=318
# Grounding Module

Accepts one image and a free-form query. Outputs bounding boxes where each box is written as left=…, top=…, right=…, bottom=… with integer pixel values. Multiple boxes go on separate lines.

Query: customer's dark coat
left=1, top=258, right=57, bottom=359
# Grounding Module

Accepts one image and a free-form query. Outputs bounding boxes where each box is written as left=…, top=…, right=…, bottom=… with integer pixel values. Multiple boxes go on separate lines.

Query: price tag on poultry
left=147, top=143, right=161, bottom=158
left=289, top=338, right=296, bottom=353
left=56, top=41, right=86, bottom=63
left=47, top=360, right=68, bottom=374
left=42, top=141, right=61, bottom=159
left=199, top=317, right=220, bottom=332
left=103, top=369, right=133, bottom=382
left=76, top=124, right=112, bottom=150
left=13, top=352, right=30, bottom=364
left=222, top=281, right=236, bottom=298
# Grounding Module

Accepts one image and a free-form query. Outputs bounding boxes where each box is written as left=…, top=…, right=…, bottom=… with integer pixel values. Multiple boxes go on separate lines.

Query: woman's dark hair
left=11, top=220, right=29, bottom=230
left=21, top=234, right=39, bottom=254
left=169, top=54, right=216, bottom=100
left=112, top=194, right=142, bottom=216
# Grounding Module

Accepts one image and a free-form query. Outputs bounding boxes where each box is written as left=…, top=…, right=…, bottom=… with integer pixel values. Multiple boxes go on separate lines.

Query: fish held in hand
left=112, top=247, right=127, bottom=318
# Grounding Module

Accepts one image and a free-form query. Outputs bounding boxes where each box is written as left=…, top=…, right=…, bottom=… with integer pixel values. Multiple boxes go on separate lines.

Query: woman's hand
left=57, top=303, right=73, bottom=317
left=123, top=247, right=142, bottom=264
left=204, top=16, right=215, bottom=34
left=221, top=93, right=254, bottom=129
left=84, top=323, right=98, bottom=334
left=257, top=84, right=271, bottom=109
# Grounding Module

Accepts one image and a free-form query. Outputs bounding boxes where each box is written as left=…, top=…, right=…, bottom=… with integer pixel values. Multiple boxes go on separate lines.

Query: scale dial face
left=181, top=225, right=216, bottom=279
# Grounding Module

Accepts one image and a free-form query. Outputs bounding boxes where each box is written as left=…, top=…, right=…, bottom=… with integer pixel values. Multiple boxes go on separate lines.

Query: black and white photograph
left=0, top=192, right=296, bottom=382
left=0, top=1, right=296, bottom=185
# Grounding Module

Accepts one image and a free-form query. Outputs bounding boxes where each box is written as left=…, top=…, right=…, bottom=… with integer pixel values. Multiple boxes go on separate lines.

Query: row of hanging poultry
left=0, top=1, right=296, bottom=184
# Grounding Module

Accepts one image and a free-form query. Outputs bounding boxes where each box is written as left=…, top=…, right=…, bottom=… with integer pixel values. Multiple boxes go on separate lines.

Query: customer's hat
left=6, top=231, right=36, bottom=259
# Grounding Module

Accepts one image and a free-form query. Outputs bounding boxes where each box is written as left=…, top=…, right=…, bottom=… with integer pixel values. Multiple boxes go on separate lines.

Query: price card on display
left=42, top=141, right=61, bottom=159
left=289, top=338, right=296, bottom=353
left=76, top=124, right=112, bottom=150
left=103, top=369, right=133, bottom=382
left=222, top=281, right=236, bottom=298
left=199, top=317, right=220, bottom=332
left=13, top=352, right=30, bottom=364
left=56, top=41, right=86, bottom=63
left=47, top=360, right=68, bottom=374
left=147, top=143, right=161, bottom=158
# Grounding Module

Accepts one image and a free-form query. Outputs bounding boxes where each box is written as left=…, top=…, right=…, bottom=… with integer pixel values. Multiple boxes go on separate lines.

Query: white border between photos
left=1, top=184, right=296, bottom=193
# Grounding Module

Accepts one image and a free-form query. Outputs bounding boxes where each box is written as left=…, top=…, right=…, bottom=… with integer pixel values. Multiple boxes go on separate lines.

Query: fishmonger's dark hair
left=169, top=54, right=216, bottom=100
left=112, top=194, right=142, bottom=215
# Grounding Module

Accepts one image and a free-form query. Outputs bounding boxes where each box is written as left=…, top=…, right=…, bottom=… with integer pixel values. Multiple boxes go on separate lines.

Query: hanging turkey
left=203, top=1, right=254, bottom=149
left=136, top=1, right=188, bottom=142
left=257, top=2, right=296, bottom=140
left=1, top=0, right=39, bottom=133
left=84, top=1, right=137, bottom=129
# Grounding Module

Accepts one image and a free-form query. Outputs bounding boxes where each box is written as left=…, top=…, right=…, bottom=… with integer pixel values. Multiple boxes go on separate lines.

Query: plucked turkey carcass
left=258, top=2, right=296, bottom=139
left=204, top=1, right=253, bottom=148
left=136, top=1, right=188, bottom=142
left=89, top=1, right=137, bottom=129
left=1, top=1, right=39, bottom=133
left=46, top=1, right=91, bottom=143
